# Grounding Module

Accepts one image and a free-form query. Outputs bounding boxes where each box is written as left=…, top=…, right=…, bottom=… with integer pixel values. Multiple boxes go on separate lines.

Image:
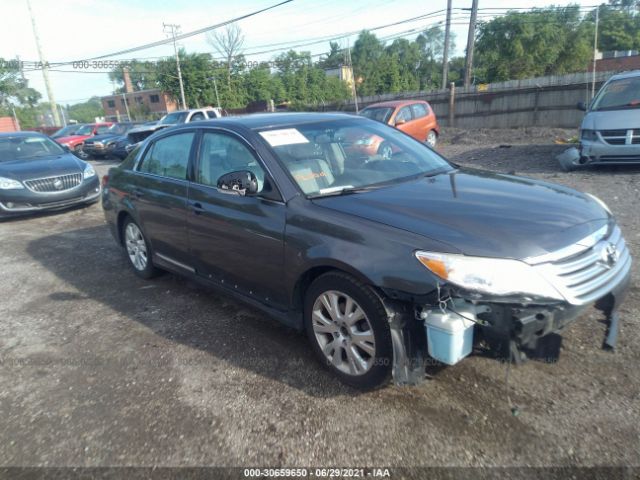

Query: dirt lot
left=0, top=128, right=638, bottom=476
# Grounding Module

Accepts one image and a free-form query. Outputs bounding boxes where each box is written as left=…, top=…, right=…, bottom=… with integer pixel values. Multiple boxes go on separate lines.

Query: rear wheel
left=377, top=142, right=393, bottom=160
left=304, top=272, right=392, bottom=389
left=426, top=130, right=437, bottom=148
left=122, top=218, right=160, bottom=279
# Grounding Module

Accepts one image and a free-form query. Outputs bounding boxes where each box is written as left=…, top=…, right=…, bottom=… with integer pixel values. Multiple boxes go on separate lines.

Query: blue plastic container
left=425, top=311, right=474, bottom=365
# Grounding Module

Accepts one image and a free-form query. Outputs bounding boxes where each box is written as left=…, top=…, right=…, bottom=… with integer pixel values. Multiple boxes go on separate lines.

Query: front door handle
left=190, top=202, right=205, bottom=214
left=132, top=188, right=144, bottom=198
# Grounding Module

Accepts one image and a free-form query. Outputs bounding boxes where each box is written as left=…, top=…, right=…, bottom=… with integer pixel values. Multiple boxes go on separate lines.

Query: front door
left=187, top=130, right=287, bottom=307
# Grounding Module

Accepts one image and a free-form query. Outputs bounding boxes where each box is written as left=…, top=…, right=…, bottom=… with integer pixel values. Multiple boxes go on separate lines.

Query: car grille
left=600, top=129, right=640, bottom=145
left=532, top=225, right=631, bottom=306
left=24, top=173, right=83, bottom=193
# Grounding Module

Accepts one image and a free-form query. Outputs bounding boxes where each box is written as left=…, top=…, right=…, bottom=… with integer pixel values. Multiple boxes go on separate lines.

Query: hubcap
left=427, top=131, right=437, bottom=148
left=380, top=145, right=392, bottom=160
left=125, top=223, right=148, bottom=271
left=312, top=290, right=376, bottom=376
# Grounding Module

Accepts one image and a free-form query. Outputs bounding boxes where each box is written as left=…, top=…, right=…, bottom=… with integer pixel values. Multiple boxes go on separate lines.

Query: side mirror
left=395, top=118, right=406, bottom=126
left=217, top=170, right=258, bottom=196
left=576, top=101, right=587, bottom=111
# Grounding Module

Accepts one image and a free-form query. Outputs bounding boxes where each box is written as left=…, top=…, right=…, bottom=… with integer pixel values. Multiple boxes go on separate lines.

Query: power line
left=42, top=0, right=294, bottom=66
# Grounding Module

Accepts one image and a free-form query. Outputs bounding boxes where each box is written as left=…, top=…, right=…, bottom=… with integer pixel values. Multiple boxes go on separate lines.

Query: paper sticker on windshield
left=259, top=128, right=309, bottom=147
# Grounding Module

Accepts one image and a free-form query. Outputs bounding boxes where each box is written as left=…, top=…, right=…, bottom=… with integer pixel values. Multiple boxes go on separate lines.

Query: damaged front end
left=384, top=224, right=632, bottom=385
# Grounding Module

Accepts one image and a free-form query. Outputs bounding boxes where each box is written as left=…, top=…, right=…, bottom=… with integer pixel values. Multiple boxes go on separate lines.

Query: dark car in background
left=82, top=122, right=141, bottom=159
left=102, top=113, right=630, bottom=389
left=55, top=122, right=114, bottom=159
left=0, top=132, right=101, bottom=217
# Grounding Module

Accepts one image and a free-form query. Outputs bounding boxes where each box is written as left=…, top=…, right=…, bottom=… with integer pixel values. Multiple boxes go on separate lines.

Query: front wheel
left=304, top=272, right=392, bottom=389
left=74, top=145, right=89, bottom=160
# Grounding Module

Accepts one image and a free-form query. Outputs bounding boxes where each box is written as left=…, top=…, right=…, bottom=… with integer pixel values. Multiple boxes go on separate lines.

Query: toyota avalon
left=102, top=113, right=631, bottom=389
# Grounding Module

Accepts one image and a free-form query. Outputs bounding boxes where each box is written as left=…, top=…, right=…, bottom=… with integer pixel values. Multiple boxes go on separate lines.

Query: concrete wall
left=336, top=71, right=626, bottom=129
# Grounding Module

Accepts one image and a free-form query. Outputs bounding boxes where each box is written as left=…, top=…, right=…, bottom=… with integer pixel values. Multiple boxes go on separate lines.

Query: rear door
left=410, top=102, right=430, bottom=141
left=131, top=130, right=197, bottom=267
left=187, top=129, right=287, bottom=307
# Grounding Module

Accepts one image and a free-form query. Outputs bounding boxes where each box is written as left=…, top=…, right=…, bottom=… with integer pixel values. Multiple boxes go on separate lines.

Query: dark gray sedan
left=0, top=132, right=101, bottom=217
left=102, top=113, right=631, bottom=389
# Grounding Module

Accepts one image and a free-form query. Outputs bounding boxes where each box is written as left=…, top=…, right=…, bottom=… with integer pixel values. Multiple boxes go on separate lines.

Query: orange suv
left=358, top=100, right=440, bottom=153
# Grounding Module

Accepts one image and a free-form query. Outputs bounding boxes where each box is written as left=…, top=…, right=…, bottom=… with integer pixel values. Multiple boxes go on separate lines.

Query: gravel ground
left=0, top=130, right=638, bottom=477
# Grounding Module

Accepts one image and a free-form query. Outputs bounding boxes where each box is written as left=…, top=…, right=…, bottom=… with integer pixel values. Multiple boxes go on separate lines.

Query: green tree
left=592, top=2, right=640, bottom=51
left=108, top=60, right=158, bottom=93
left=475, top=6, right=593, bottom=83
left=66, top=97, right=104, bottom=123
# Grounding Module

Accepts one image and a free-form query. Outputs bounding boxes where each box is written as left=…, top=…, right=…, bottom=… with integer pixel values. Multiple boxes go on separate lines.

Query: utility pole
left=463, top=0, right=479, bottom=89
left=591, top=5, right=600, bottom=100
left=121, top=92, right=131, bottom=120
left=346, top=41, right=359, bottom=113
left=164, top=23, right=188, bottom=110
left=26, top=0, right=61, bottom=126
left=442, top=0, right=452, bottom=90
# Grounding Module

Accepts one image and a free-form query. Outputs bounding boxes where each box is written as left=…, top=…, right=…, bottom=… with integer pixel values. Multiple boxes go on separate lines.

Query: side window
left=197, top=132, right=266, bottom=193
left=190, top=112, right=205, bottom=122
left=395, top=106, right=413, bottom=124
left=411, top=103, right=428, bottom=118
left=138, top=132, right=195, bottom=180
left=206, top=110, right=218, bottom=119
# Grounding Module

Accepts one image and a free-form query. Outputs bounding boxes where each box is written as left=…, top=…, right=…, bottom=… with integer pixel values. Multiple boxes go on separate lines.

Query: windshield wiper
left=310, top=185, right=382, bottom=198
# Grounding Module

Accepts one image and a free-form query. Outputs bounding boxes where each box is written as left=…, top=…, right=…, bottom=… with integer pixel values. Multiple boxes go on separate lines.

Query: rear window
left=359, top=107, right=394, bottom=123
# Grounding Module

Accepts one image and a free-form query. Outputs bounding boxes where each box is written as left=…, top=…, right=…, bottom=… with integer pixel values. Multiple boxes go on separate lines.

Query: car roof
left=608, top=70, right=640, bottom=81
left=0, top=131, right=48, bottom=139
left=176, top=112, right=359, bottom=130
left=364, top=100, right=425, bottom=109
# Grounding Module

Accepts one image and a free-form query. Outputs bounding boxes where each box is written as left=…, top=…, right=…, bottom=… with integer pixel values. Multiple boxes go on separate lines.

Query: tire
left=122, top=217, right=160, bottom=279
left=377, top=142, right=393, bottom=160
left=304, top=272, right=392, bottom=389
left=74, top=145, right=88, bottom=160
left=426, top=130, right=437, bottom=148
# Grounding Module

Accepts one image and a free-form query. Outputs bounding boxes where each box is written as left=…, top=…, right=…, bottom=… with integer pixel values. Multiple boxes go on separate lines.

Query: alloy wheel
left=311, top=290, right=376, bottom=376
left=426, top=130, right=437, bottom=148
left=125, top=223, right=148, bottom=271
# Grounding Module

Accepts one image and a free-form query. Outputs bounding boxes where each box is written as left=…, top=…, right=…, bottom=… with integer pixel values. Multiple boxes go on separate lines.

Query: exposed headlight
left=83, top=164, right=96, bottom=179
left=415, top=251, right=564, bottom=300
left=585, top=193, right=612, bottom=215
left=581, top=129, right=598, bottom=141
left=0, top=176, right=24, bottom=190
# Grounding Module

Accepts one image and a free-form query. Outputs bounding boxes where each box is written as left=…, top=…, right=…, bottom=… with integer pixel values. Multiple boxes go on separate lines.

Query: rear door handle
left=132, top=188, right=144, bottom=198
left=190, top=202, right=205, bottom=214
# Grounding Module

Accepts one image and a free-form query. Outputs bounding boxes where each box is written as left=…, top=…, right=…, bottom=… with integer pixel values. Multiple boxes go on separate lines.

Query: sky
left=0, top=0, right=599, bottom=107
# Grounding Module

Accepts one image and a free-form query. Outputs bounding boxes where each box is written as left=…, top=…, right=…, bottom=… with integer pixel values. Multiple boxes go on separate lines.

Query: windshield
left=96, top=125, right=112, bottom=134
left=360, top=107, right=394, bottom=123
left=0, top=135, right=66, bottom=162
left=159, top=112, right=188, bottom=125
left=259, top=118, right=452, bottom=197
left=52, top=124, right=82, bottom=138
left=75, top=124, right=95, bottom=135
left=591, top=77, right=640, bottom=111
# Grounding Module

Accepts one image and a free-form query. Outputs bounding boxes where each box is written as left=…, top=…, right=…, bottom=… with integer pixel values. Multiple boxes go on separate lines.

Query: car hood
left=127, top=124, right=170, bottom=143
left=313, top=168, right=609, bottom=260
left=56, top=134, right=90, bottom=144
left=0, top=154, right=85, bottom=181
left=85, top=133, right=121, bottom=143
left=581, top=109, right=640, bottom=130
